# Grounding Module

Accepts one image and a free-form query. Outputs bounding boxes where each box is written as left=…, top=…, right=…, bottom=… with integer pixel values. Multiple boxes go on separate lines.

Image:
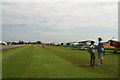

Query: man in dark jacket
left=97, top=37, right=105, bottom=66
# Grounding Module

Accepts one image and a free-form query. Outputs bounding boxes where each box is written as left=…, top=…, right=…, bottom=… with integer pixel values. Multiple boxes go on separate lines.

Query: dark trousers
left=90, top=53, right=95, bottom=67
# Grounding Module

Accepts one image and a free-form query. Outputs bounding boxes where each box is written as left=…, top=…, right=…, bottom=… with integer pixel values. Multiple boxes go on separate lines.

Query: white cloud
left=2, top=2, right=118, bottom=42
left=1, top=0, right=119, bottom=2
left=3, top=2, right=118, bottom=29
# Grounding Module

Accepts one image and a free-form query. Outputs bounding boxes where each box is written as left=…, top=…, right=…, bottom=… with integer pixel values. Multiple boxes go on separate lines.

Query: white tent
left=0, top=41, right=7, bottom=45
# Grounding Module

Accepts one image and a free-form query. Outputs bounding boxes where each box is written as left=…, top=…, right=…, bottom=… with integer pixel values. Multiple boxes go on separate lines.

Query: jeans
left=90, top=52, right=95, bottom=66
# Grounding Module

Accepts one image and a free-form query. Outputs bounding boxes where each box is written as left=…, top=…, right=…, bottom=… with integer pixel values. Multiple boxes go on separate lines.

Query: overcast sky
left=2, top=2, right=118, bottom=43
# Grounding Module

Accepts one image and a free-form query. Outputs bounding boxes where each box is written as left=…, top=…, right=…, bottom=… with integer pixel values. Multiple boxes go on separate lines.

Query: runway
left=0, top=45, right=24, bottom=50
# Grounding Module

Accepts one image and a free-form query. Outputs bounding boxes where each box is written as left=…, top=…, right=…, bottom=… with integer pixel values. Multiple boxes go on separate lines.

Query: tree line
left=7, top=41, right=42, bottom=45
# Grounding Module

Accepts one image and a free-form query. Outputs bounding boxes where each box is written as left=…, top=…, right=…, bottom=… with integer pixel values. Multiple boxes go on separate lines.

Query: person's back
left=89, top=44, right=94, bottom=53
left=98, top=41, right=104, bottom=53
left=97, top=37, right=105, bottom=66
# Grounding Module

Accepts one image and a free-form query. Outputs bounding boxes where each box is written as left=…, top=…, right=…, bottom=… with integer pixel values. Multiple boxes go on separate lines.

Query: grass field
left=0, top=50, right=2, bottom=79
left=2, top=45, right=119, bottom=78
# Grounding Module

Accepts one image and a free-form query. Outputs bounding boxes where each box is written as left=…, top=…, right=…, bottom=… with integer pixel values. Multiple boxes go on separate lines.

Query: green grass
left=2, top=45, right=118, bottom=78
left=0, top=50, right=2, bottom=79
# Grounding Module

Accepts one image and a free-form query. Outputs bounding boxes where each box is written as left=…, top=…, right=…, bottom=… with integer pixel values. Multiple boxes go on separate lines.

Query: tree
left=37, top=41, right=42, bottom=44
left=11, top=42, right=17, bottom=45
left=28, top=41, right=31, bottom=44
left=19, top=41, right=24, bottom=44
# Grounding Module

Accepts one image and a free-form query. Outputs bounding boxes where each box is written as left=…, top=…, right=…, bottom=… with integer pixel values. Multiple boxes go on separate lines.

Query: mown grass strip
left=2, top=45, right=118, bottom=78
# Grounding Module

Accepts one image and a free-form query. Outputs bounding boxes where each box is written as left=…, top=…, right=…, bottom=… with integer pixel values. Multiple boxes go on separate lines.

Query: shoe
left=92, top=65, right=95, bottom=67
left=97, top=63, right=102, bottom=66
left=90, top=64, right=95, bottom=67
left=90, top=65, right=92, bottom=67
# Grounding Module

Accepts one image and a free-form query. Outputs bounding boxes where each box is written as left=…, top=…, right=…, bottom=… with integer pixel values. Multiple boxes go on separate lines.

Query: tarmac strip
left=0, top=45, right=24, bottom=50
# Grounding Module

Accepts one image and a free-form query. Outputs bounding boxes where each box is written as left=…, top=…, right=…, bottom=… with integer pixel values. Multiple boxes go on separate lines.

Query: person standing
left=97, top=37, right=105, bottom=66
left=88, top=41, right=95, bottom=67
left=42, top=43, right=45, bottom=48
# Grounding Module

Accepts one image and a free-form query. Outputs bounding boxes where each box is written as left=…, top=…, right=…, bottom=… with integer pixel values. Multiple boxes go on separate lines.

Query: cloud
left=2, top=0, right=119, bottom=2
left=3, top=2, right=117, bottom=28
left=2, top=2, right=118, bottom=42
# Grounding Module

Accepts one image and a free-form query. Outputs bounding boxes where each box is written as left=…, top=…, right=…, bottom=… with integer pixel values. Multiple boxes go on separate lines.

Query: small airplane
left=108, top=37, right=120, bottom=53
left=71, top=39, right=95, bottom=50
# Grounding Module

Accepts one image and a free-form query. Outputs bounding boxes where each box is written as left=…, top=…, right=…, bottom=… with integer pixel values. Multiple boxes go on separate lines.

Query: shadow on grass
left=105, top=51, right=120, bottom=55
left=78, top=65, right=90, bottom=67
left=78, top=64, right=104, bottom=73
left=78, top=63, right=100, bottom=67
